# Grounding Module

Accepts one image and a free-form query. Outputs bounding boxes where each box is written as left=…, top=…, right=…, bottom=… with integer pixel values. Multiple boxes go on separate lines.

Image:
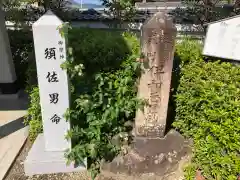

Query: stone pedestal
left=0, top=4, right=18, bottom=94
left=24, top=134, right=86, bottom=175
left=102, top=130, right=191, bottom=178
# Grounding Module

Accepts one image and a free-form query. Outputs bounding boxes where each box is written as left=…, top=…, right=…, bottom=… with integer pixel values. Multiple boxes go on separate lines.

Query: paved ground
left=0, top=91, right=29, bottom=180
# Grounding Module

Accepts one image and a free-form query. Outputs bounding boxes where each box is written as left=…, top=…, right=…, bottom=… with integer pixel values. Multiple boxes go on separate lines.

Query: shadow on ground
left=0, top=117, right=26, bottom=139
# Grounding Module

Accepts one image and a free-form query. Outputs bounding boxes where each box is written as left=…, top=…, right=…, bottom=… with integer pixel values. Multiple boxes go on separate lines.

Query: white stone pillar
left=24, top=11, right=86, bottom=175
left=0, top=3, right=17, bottom=94
left=32, top=11, right=71, bottom=152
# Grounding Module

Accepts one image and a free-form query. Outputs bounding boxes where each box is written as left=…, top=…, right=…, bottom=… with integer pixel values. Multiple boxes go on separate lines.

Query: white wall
left=6, top=20, right=205, bottom=39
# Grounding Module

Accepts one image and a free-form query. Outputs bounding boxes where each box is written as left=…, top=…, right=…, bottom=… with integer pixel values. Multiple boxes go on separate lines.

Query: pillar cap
left=143, top=12, right=176, bottom=31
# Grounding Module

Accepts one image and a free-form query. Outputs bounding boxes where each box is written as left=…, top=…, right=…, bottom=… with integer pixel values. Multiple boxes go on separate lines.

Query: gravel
left=5, top=138, right=188, bottom=180
left=4, top=139, right=90, bottom=180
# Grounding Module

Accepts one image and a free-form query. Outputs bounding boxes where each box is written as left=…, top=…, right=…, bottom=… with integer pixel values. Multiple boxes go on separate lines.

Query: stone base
left=0, top=90, right=28, bottom=110
left=102, top=129, right=191, bottom=177
left=0, top=80, right=19, bottom=94
left=24, top=134, right=87, bottom=176
left=0, top=90, right=20, bottom=100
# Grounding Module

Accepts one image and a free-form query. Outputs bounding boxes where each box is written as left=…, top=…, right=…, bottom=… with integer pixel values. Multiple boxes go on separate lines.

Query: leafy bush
left=25, top=28, right=143, bottom=178
left=64, top=29, right=143, bottom=178
left=24, top=87, right=42, bottom=140
left=7, top=30, right=40, bottom=140
left=174, top=39, right=240, bottom=180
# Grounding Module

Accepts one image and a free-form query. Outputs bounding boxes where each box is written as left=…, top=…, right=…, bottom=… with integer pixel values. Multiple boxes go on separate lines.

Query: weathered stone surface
left=135, top=12, right=177, bottom=138
left=102, top=130, right=191, bottom=178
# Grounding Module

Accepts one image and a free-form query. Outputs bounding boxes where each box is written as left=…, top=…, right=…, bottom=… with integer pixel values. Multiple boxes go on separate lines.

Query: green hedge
left=174, top=39, right=240, bottom=179
left=25, top=28, right=143, bottom=178
left=65, top=29, right=143, bottom=178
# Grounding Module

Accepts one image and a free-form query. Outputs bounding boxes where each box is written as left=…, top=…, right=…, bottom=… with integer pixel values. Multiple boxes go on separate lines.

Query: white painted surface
left=32, top=11, right=71, bottom=151
left=0, top=5, right=16, bottom=83
left=6, top=19, right=204, bottom=34
left=203, top=15, right=240, bottom=60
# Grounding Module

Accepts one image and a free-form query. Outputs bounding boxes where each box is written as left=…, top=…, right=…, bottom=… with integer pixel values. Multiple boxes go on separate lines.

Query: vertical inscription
left=136, top=12, right=176, bottom=137
left=144, top=33, right=165, bottom=124
left=32, top=12, right=71, bottom=151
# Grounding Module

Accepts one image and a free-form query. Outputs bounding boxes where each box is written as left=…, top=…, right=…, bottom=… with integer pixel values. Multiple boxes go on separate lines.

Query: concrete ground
left=0, top=91, right=29, bottom=180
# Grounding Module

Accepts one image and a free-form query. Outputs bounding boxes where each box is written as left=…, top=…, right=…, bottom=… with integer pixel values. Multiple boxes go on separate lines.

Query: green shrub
left=24, top=86, right=42, bottom=141
left=64, top=29, right=143, bottom=178
left=174, top=39, right=240, bottom=180
left=68, top=28, right=131, bottom=73
left=8, top=30, right=40, bottom=141
left=25, top=28, right=143, bottom=178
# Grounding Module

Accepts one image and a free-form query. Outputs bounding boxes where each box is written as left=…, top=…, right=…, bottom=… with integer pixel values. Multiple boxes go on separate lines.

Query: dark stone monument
left=0, top=3, right=18, bottom=94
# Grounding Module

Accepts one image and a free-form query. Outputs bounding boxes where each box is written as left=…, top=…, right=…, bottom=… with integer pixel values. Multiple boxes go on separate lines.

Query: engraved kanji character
left=49, top=93, right=59, bottom=104
left=45, top=48, right=56, bottom=60
left=46, top=71, right=59, bottom=83
left=50, top=114, right=61, bottom=124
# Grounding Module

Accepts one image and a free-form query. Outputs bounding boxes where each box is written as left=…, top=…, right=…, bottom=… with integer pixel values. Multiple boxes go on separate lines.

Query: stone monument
left=0, top=3, right=18, bottom=94
left=136, top=11, right=177, bottom=138
left=24, top=11, right=86, bottom=175
left=103, top=12, right=191, bottom=178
